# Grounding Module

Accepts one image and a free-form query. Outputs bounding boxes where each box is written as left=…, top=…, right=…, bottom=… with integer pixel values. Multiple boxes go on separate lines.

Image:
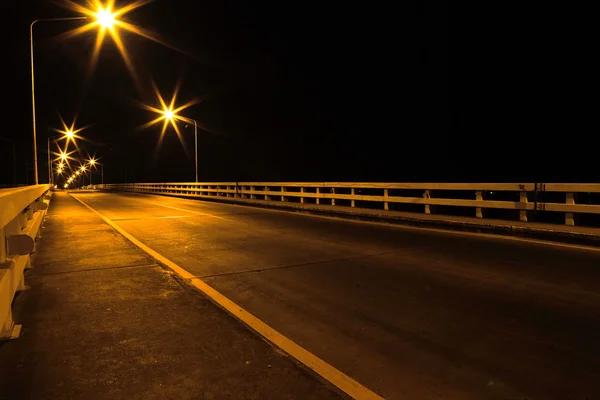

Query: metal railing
left=0, top=184, right=51, bottom=339
left=87, top=182, right=600, bottom=228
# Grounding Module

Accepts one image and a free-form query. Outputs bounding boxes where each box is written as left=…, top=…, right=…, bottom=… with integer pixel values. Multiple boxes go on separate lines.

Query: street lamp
left=187, top=119, right=198, bottom=183
left=140, top=83, right=200, bottom=182
left=162, top=110, right=199, bottom=183
left=79, top=165, right=88, bottom=187
left=30, top=16, right=88, bottom=185
left=62, top=0, right=163, bottom=80
left=87, top=157, right=104, bottom=185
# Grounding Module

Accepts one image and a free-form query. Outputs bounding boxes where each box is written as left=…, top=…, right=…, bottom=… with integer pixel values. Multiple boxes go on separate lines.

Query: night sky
left=0, top=1, right=595, bottom=186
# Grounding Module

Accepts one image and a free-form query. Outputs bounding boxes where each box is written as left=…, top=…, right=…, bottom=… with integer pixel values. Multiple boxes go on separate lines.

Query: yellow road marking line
left=70, top=193, right=384, bottom=400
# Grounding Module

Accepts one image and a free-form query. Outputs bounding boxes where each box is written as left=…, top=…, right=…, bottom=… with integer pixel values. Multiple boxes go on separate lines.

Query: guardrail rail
left=0, top=185, right=51, bottom=339
left=84, top=182, right=600, bottom=229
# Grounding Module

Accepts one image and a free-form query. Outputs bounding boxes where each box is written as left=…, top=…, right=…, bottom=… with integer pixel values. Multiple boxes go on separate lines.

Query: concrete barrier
left=0, top=185, right=51, bottom=339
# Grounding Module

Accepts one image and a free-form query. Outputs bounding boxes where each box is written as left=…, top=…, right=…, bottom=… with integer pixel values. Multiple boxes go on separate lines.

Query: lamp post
left=158, top=110, right=199, bottom=183
left=169, top=114, right=198, bottom=183
left=186, top=119, right=199, bottom=183
left=47, top=136, right=56, bottom=185
left=30, top=17, right=88, bottom=185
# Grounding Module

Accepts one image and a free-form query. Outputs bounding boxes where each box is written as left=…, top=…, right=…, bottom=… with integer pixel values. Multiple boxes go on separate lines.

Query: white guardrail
left=0, top=185, right=51, bottom=339
left=85, top=182, right=600, bottom=228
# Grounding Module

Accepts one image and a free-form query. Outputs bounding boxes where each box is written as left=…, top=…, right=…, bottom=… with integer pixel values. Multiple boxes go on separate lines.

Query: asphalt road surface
left=72, top=191, right=600, bottom=400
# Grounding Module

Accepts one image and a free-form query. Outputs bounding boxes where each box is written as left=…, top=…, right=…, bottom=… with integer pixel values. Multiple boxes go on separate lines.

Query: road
left=71, top=191, right=600, bottom=399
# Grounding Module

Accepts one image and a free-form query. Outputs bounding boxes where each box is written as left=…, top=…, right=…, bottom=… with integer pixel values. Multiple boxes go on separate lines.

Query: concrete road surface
left=72, top=191, right=600, bottom=399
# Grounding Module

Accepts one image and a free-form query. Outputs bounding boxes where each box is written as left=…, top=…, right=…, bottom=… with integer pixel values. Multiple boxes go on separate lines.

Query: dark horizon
left=1, top=1, right=595, bottom=185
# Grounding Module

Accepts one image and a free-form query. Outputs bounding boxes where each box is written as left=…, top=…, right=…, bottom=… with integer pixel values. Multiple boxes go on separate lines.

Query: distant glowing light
left=54, top=116, right=87, bottom=150
left=53, top=145, right=77, bottom=170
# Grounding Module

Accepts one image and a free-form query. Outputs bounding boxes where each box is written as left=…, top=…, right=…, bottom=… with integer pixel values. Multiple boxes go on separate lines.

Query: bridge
left=1, top=183, right=600, bottom=399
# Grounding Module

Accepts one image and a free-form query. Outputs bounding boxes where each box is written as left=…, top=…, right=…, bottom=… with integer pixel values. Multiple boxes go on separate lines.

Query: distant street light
left=140, top=83, right=201, bottom=182
left=87, top=157, right=104, bottom=185
left=47, top=126, right=83, bottom=185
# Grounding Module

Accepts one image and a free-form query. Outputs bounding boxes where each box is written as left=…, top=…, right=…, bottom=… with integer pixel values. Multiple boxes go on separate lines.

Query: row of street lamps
left=31, top=1, right=202, bottom=186
left=47, top=124, right=103, bottom=189
left=62, top=157, right=102, bottom=190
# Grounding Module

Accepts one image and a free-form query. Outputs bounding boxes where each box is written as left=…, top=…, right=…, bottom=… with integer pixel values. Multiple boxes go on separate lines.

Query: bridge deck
left=0, top=192, right=341, bottom=399
left=2, top=190, right=600, bottom=399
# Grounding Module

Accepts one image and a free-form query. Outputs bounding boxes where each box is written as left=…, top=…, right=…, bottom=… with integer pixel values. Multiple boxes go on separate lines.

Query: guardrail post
left=331, top=188, right=335, bottom=206
left=424, top=190, right=431, bottom=214
left=264, top=187, right=270, bottom=201
left=300, top=187, right=304, bottom=204
left=281, top=186, right=286, bottom=202
left=475, top=191, right=483, bottom=218
left=519, top=191, right=528, bottom=222
left=250, top=186, right=254, bottom=200
left=316, top=187, right=320, bottom=205
left=384, top=189, right=389, bottom=211
left=565, top=192, right=575, bottom=226
left=351, top=188, right=355, bottom=207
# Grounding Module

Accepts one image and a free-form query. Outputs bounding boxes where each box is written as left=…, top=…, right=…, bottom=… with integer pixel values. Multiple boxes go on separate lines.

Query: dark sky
left=0, top=1, right=595, bottom=185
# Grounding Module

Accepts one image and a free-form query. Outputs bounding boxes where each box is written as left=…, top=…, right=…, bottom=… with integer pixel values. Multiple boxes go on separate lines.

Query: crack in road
left=197, top=251, right=398, bottom=279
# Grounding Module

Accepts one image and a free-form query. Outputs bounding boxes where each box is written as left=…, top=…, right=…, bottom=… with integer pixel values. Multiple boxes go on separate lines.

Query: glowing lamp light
left=163, top=109, right=174, bottom=120
left=96, top=7, right=116, bottom=28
